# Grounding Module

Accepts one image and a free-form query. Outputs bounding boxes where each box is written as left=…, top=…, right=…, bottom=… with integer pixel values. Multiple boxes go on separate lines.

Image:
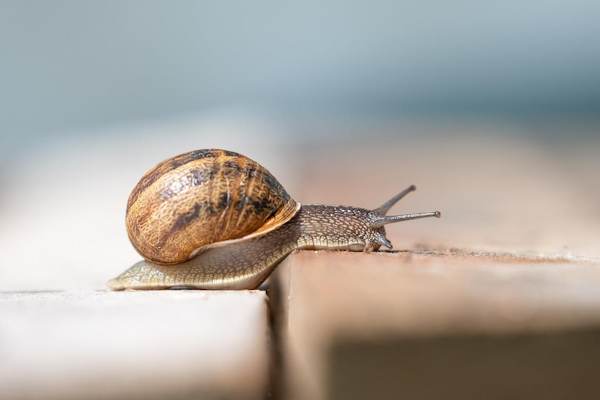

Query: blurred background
left=1, top=0, right=599, bottom=290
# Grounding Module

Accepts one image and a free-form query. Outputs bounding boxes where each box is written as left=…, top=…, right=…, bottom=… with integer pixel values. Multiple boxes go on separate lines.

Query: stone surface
left=0, top=290, right=270, bottom=400
left=273, top=251, right=600, bottom=400
left=273, top=129, right=600, bottom=399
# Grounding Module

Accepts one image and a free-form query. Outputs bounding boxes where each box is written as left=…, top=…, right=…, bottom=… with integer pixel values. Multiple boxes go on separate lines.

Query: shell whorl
left=126, top=149, right=299, bottom=265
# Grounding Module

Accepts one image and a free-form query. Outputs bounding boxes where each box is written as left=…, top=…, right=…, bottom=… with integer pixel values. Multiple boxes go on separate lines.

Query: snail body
left=108, top=149, right=440, bottom=290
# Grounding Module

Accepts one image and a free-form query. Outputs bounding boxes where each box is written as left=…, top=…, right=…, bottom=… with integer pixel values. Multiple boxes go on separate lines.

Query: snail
left=108, top=149, right=440, bottom=290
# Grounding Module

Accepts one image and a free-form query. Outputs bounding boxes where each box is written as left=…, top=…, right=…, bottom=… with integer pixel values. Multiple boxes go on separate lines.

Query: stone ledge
left=272, top=250, right=600, bottom=400
left=0, top=290, right=270, bottom=400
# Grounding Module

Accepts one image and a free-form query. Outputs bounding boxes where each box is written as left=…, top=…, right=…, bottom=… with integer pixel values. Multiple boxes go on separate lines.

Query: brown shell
left=126, top=149, right=299, bottom=265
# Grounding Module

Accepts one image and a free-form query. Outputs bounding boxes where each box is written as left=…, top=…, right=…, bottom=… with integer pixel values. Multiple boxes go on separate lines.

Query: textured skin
left=108, top=205, right=389, bottom=290
left=125, top=149, right=298, bottom=265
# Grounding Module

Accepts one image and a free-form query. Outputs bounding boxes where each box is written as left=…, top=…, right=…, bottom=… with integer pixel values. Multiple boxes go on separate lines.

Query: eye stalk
left=369, top=185, right=441, bottom=229
left=373, top=184, right=416, bottom=215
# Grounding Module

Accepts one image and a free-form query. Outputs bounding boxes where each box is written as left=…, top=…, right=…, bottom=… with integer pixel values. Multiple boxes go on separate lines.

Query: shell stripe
left=127, top=149, right=239, bottom=209
left=162, top=159, right=284, bottom=241
left=129, top=152, right=234, bottom=229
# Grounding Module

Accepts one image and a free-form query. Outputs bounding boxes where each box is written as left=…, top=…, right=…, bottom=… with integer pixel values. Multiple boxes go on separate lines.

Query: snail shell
left=126, top=149, right=299, bottom=265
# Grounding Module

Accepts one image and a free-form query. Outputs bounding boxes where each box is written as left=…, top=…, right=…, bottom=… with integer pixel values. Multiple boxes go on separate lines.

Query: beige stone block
left=273, top=251, right=600, bottom=400
left=0, top=290, right=270, bottom=400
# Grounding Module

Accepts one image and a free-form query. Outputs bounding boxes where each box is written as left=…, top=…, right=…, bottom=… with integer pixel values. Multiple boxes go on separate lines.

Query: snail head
left=365, top=185, right=441, bottom=250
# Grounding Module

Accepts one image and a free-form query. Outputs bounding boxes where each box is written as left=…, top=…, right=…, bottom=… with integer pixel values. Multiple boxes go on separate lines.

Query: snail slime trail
left=108, top=149, right=441, bottom=290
